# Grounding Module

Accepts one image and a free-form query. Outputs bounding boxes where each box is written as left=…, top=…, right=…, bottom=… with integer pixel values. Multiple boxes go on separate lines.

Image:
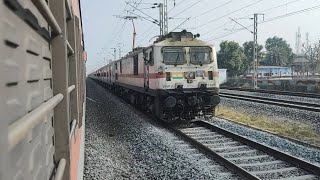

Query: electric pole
left=158, top=3, right=164, bottom=35
left=253, top=13, right=264, bottom=89
left=111, top=48, right=116, bottom=61
left=114, top=15, right=138, bottom=50
left=118, top=43, right=123, bottom=58
left=163, top=0, right=169, bottom=34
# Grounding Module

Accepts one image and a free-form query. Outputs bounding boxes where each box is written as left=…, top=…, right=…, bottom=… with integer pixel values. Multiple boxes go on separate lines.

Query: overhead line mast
left=114, top=15, right=138, bottom=50
left=230, top=13, right=264, bottom=89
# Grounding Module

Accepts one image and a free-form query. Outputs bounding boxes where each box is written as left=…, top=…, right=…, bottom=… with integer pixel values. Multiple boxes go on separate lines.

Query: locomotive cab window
left=162, top=47, right=185, bottom=65
left=133, top=55, right=138, bottom=75
left=190, top=47, right=212, bottom=65
left=149, top=50, right=154, bottom=65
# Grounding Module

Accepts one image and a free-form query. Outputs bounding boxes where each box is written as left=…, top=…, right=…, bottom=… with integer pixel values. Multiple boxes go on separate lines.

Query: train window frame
left=189, top=46, right=212, bottom=65
left=149, top=50, right=154, bottom=66
left=162, top=47, right=185, bottom=65
left=120, top=60, right=122, bottom=73
left=133, top=55, right=139, bottom=75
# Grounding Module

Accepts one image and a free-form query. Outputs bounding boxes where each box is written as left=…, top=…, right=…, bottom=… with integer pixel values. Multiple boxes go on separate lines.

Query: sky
left=81, top=0, right=320, bottom=74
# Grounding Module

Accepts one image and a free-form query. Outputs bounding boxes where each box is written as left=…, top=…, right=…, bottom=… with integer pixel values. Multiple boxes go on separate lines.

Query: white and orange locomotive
left=90, top=31, right=220, bottom=123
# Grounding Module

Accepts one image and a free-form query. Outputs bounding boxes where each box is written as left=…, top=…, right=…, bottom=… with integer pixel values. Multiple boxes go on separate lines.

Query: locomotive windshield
left=190, top=47, right=211, bottom=65
left=163, top=47, right=185, bottom=65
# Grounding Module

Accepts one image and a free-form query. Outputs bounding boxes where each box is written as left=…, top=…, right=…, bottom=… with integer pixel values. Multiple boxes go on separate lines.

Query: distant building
left=218, top=69, right=227, bottom=84
left=249, top=66, right=292, bottom=78
left=291, top=55, right=313, bottom=76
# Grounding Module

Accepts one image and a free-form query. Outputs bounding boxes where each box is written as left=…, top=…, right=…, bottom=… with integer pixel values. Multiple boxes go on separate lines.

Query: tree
left=264, top=36, right=294, bottom=66
left=242, top=41, right=263, bottom=71
left=303, top=41, right=320, bottom=74
left=218, top=41, right=247, bottom=77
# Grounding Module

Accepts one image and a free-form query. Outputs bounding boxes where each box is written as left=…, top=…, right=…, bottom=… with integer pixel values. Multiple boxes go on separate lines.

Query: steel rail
left=220, top=92, right=320, bottom=107
left=195, top=121, right=320, bottom=176
left=168, top=124, right=260, bottom=180
left=221, top=87, right=320, bottom=99
left=220, top=93, right=320, bottom=112
left=170, top=120, right=320, bottom=179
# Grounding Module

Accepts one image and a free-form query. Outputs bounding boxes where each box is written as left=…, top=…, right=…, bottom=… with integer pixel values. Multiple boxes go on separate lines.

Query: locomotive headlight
left=210, top=95, right=221, bottom=105
left=184, top=72, right=195, bottom=79
left=164, top=96, right=177, bottom=108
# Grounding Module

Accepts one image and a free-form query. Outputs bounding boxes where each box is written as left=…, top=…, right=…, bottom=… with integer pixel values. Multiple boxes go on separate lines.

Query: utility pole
left=111, top=48, right=116, bottom=61
left=118, top=43, right=123, bottom=58
left=158, top=3, right=164, bottom=35
left=114, top=15, right=138, bottom=50
left=253, top=13, right=264, bottom=89
left=163, top=0, right=169, bottom=34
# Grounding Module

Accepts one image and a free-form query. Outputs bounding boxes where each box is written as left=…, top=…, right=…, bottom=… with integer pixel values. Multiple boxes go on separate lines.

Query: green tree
left=264, top=36, right=294, bottom=66
left=218, top=41, right=247, bottom=77
left=243, top=41, right=263, bottom=71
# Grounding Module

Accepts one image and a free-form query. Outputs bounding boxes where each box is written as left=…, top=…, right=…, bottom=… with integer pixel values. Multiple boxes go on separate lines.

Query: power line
left=127, top=10, right=159, bottom=24
left=96, top=0, right=142, bottom=59
left=239, top=0, right=303, bottom=19
left=170, top=0, right=232, bottom=32
left=171, top=17, right=191, bottom=32
left=137, top=24, right=157, bottom=41
left=171, top=0, right=202, bottom=18
left=201, top=0, right=303, bottom=38
left=168, top=0, right=187, bottom=13
left=137, top=25, right=159, bottom=45
left=206, top=4, right=320, bottom=42
left=196, top=0, right=264, bottom=30
left=194, top=0, right=232, bottom=19
left=126, top=1, right=158, bottom=23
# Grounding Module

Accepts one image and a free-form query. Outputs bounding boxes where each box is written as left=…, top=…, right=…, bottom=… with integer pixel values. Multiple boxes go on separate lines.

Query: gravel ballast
left=84, top=79, right=236, bottom=180
left=219, top=94, right=320, bottom=133
left=85, top=78, right=320, bottom=179
left=209, top=117, right=320, bottom=165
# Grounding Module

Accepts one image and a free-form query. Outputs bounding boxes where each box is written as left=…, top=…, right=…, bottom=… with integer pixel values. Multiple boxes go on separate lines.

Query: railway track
left=170, top=120, right=320, bottom=180
left=220, top=87, right=320, bottom=99
left=219, top=92, right=320, bottom=112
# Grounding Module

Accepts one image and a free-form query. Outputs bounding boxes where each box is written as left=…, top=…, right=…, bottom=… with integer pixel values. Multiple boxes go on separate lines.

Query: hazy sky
left=81, top=0, right=320, bottom=73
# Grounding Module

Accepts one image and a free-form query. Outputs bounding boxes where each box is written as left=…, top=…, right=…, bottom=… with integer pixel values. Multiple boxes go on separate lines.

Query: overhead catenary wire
left=94, top=0, right=143, bottom=69
left=171, top=0, right=202, bottom=18
left=137, top=25, right=159, bottom=45
left=126, top=1, right=158, bottom=23
left=137, top=25, right=158, bottom=42
left=127, top=10, right=159, bottom=24
left=168, top=0, right=187, bottom=13
left=195, top=0, right=264, bottom=30
left=206, top=4, right=320, bottom=42
left=169, top=0, right=233, bottom=32
left=201, top=0, right=304, bottom=38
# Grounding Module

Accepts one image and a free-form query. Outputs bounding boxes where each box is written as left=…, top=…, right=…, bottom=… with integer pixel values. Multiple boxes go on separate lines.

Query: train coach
left=1, top=0, right=86, bottom=180
left=90, top=31, right=220, bottom=123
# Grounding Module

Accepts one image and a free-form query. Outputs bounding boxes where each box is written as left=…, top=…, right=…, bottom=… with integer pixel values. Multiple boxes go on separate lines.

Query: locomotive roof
left=95, top=31, right=214, bottom=71
left=153, top=31, right=213, bottom=47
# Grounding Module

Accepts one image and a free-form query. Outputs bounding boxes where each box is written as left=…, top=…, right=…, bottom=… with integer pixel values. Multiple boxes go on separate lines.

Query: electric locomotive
left=90, top=30, right=220, bottom=123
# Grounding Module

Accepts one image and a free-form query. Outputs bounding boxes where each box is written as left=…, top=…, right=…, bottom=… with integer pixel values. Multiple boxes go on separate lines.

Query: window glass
left=190, top=47, right=212, bottom=65
left=133, top=55, right=138, bottom=75
left=163, top=47, right=185, bottom=65
left=149, top=50, right=154, bottom=65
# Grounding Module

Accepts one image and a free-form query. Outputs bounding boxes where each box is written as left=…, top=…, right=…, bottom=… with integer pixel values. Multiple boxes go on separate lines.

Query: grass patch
left=216, top=106, right=320, bottom=147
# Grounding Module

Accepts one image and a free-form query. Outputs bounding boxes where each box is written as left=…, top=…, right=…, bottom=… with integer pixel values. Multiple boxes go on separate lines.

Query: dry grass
left=215, top=106, right=320, bottom=147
